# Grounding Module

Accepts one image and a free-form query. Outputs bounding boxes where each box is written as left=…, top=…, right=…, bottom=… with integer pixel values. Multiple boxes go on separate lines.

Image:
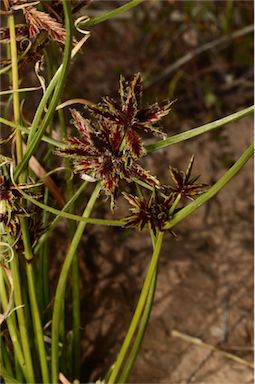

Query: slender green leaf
left=79, top=0, right=144, bottom=28
left=145, top=105, right=254, bottom=153
left=51, top=183, right=101, bottom=382
left=107, top=231, right=164, bottom=383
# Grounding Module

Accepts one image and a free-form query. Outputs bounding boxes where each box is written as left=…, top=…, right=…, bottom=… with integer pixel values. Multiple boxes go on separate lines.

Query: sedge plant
left=0, top=1, right=253, bottom=383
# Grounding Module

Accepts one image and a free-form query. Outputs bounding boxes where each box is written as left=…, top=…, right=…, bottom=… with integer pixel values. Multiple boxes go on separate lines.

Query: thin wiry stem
left=145, top=105, right=254, bottom=153
left=34, top=181, right=88, bottom=253
left=107, top=231, right=164, bottom=383
left=0, top=268, right=26, bottom=379
left=1, top=105, right=253, bottom=153
left=79, top=0, right=144, bottom=28
left=14, top=184, right=125, bottom=227
left=118, top=230, right=159, bottom=382
left=51, top=182, right=101, bottom=383
left=8, top=13, right=35, bottom=383
left=13, top=0, right=76, bottom=180
left=0, top=367, right=19, bottom=384
left=58, top=104, right=81, bottom=379
left=9, top=8, right=49, bottom=381
left=8, top=15, right=22, bottom=164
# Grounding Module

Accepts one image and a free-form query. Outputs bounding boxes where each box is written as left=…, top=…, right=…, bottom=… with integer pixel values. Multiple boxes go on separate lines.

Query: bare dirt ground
left=75, top=117, right=253, bottom=384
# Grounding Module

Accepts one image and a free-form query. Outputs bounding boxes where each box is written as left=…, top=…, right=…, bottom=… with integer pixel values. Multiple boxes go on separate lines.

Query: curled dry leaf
left=28, top=154, right=65, bottom=208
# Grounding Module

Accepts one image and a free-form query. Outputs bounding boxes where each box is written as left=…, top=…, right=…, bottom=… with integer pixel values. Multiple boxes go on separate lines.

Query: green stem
left=134, top=178, right=167, bottom=198
left=0, top=268, right=26, bottom=380
left=26, top=262, right=50, bottom=382
left=0, top=366, right=19, bottom=384
left=9, top=9, right=49, bottom=381
left=145, top=105, right=254, bottom=154
left=10, top=255, right=35, bottom=383
left=0, top=117, right=66, bottom=149
left=51, top=182, right=101, bottom=383
left=71, top=250, right=80, bottom=380
left=0, top=86, right=42, bottom=96
left=79, top=0, right=144, bottom=28
left=1, top=105, right=253, bottom=153
left=8, top=15, right=22, bottom=163
left=36, top=48, right=55, bottom=315
left=13, top=185, right=124, bottom=227
left=118, top=228, right=158, bottom=382
left=58, top=105, right=80, bottom=379
left=38, top=188, right=50, bottom=315
left=8, top=13, right=36, bottom=384
left=169, top=193, right=181, bottom=216
left=14, top=0, right=73, bottom=180
left=164, top=143, right=254, bottom=230
left=1, top=338, right=14, bottom=379
left=14, top=355, right=24, bottom=384
left=20, top=223, right=49, bottom=382
left=107, top=231, right=164, bottom=383
left=119, top=265, right=158, bottom=383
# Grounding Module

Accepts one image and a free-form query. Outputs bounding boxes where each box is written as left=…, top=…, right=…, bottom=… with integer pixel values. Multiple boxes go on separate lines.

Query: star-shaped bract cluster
left=57, top=74, right=173, bottom=209
left=123, top=191, right=175, bottom=235
left=166, top=155, right=207, bottom=200
left=124, top=156, right=207, bottom=234
left=87, top=73, right=173, bottom=159
left=57, top=109, right=160, bottom=209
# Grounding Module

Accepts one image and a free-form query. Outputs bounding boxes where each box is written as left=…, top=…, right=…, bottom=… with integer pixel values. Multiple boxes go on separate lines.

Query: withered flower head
left=0, top=1, right=67, bottom=68
left=56, top=109, right=159, bottom=209
left=0, top=175, right=24, bottom=237
left=165, top=155, right=207, bottom=200
left=0, top=27, right=48, bottom=67
left=123, top=190, right=176, bottom=235
left=1, top=1, right=66, bottom=45
left=124, top=157, right=207, bottom=234
left=0, top=24, right=29, bottom=43
left=22, top=4, right=66, bottom=44
left=0, top=174, right=42, bottom=240
left=86, top=73, right=174, bottom=159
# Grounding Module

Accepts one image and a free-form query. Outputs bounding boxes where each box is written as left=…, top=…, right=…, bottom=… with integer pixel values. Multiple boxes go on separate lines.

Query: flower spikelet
left=166, top=155, right=207, bottom=200
left=0, top=175, right=27, bottom=237
left=123, top=190, right=176, bottom=235
left=23, top=5, right=66, bottom=44
left=86, top=73, right=174, bottom=159
left=56, top=109, right=159, bottom=209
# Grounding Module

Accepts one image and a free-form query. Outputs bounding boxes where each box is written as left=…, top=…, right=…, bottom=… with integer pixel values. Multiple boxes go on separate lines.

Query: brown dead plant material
left=23, top=5, right=66, bottom=44
left=28, top=155, right=65, bottom=208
